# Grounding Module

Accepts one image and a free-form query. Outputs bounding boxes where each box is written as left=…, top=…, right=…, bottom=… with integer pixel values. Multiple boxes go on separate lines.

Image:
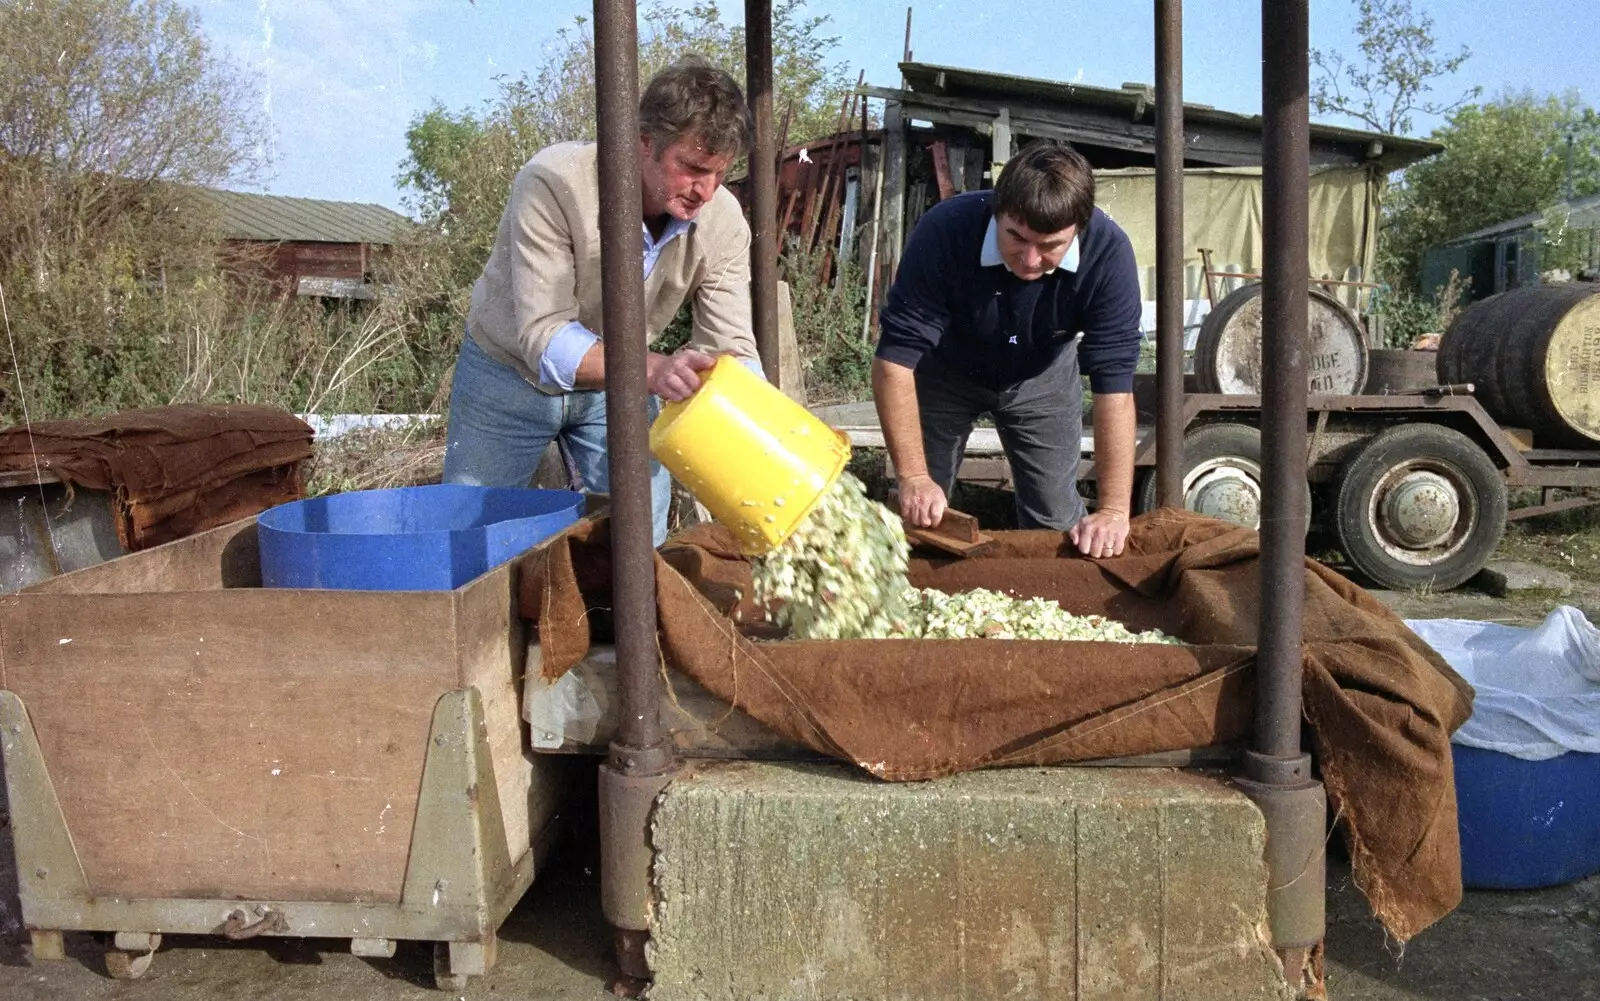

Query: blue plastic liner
left=257, top=484, right=584, bottom=591
left=1454, top=744, right=1600, bottom=889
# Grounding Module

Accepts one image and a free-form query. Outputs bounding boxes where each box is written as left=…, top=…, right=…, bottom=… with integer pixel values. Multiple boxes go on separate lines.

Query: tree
left=0, top=0, right=268, bottom=272
left=1379, top=90, right=1600, bottom=288
left=397, top=0, right=852, bottom=254
left=1311, top=0, right=1480, bottom=137
left=386, top=0, right=864, bottom=400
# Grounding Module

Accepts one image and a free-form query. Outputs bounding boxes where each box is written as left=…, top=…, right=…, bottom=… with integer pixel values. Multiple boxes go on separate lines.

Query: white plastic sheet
left=1405, top=606, right=1600, bottom=761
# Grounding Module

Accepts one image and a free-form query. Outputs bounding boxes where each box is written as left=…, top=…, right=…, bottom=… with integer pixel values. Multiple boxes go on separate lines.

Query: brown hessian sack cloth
left=0, top=404, right=313, bottom=550
left=521, top=508, right=1474, bottom=943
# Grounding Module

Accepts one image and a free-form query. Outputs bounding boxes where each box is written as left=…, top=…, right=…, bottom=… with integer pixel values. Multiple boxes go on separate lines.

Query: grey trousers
left=913, top=346, right=1087, bottom=531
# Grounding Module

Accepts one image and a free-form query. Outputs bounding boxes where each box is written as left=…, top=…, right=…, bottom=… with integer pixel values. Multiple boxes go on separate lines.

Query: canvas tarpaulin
left=0, top=404, right=312, bottom=550
left=521, top=508, right=1472, bottom=942
left=1095, top=165, right=1381, bottom=308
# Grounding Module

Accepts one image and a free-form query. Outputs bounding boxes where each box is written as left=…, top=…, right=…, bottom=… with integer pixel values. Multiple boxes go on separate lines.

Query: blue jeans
left=442, top=333, right=672, bottom=546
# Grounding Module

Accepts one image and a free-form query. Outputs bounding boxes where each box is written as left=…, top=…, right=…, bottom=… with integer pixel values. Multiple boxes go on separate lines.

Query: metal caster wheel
left=104, top=947, right=156, bottom=980
left=103, top=933, right=162, bottom=980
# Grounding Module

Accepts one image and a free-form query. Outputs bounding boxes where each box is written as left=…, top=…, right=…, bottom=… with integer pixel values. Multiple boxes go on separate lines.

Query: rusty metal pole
left=745, top=0, right=780, bottom=382
left=1154, top=0, right=1185, bottom=508
left=1238, top=0, right=1326, bottom=989
left=593, top=0, right=676, bottom=987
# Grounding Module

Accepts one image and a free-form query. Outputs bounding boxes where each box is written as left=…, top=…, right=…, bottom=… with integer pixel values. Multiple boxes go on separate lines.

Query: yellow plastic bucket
left=649, top=354, right=851, bottom=555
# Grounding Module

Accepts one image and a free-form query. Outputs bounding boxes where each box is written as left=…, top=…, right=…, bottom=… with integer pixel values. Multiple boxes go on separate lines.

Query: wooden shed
left=755, top=61, right=1442, bottom=342
left=193, top=187, right=412, bottom=300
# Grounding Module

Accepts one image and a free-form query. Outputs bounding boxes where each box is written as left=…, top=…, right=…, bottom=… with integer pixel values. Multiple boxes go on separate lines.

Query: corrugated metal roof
left=192, top=187, right=412, bottom=245
left=896, top=61, right=1442, bottom=172
left=1449, top=192, right=1600, bottom=244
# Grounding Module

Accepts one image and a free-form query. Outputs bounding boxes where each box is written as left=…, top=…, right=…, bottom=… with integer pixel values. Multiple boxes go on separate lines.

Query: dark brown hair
left=991, top=141, right=1096, bottom=233
left=639, top=55, right=752, bottom=159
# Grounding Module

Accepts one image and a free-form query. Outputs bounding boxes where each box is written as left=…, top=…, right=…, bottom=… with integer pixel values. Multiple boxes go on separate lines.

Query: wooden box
left=0, top=516, right=567, bottom=988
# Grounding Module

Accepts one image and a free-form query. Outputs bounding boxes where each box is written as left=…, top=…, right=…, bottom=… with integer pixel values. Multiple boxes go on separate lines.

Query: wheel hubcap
left=1186, top=466, right=1262, bottom=526
left=1380, top=472, right=1459, bottom=549
left=1366, top=459, right=1476, bottom=567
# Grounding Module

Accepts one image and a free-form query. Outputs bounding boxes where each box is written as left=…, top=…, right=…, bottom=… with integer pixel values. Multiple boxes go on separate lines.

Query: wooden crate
left=0, top=515, right=568, bottom=988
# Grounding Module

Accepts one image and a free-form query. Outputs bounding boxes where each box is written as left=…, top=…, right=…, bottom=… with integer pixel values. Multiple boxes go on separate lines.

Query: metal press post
left=1238, top=0, right=1328, bottom=988
left=746, top=0, right=781, bottom=383
left=592, top=0, right=677, bottom=986
left=1154, top=0, right=1186, bottom=508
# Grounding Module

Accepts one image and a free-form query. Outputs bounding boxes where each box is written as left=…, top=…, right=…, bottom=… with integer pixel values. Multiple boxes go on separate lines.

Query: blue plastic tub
left=257, top=484, right=584, bottom=591
left=1454, top=743, right=1600, bottom=889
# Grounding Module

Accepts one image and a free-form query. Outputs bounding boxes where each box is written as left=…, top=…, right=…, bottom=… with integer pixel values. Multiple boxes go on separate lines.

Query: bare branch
left=1311, top=0, right=1478, bottom=137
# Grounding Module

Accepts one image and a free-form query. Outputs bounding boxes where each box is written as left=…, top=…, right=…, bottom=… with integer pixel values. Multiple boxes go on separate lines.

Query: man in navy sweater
left=873, top=142, right=1144, bottom=557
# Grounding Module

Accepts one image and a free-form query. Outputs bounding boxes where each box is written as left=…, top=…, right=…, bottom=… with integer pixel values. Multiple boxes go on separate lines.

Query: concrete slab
left=649, top=762, right=1291, bottom=1001
left=1473, top=560, right=1574, bottom=598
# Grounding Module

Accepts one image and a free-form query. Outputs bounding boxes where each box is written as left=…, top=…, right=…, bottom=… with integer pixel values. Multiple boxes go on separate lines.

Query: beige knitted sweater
left=465, top=141, right=758, bottom=393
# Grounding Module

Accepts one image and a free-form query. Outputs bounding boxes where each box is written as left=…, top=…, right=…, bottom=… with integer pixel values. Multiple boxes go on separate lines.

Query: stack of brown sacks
left=522, top=508, right=1474, bottom=943
left=0, top=403, right=313, bottom=550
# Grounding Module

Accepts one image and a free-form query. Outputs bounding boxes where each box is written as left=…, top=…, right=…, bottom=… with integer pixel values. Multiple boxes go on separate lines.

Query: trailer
left=927, top=382, right=1600, bottom=593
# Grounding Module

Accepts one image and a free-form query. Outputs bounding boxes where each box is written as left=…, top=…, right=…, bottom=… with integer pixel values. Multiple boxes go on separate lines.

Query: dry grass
left=304, top=422, right=447, bottom=498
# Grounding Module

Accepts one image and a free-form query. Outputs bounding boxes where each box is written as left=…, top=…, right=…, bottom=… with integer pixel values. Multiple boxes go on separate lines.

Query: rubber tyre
left=1334, top=423, right=1506, bottom=591
left=1136, top=423, right=1263, bottom=525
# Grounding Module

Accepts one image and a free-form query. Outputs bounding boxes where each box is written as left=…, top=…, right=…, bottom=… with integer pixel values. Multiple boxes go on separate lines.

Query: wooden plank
left=775, top=280, right=807, bottom=404
left=991, top=107, right=1013, bottom=165
left=24, top=517, right=261, bottom=594
left=839, top=425, right=1008, bottom=455
left=0, top=588, right=459, bottom=903
left=903, top=524, right=995, bottom=557
left=0, top=469, right=61, bottom=488
left=880, top=100, right=907, bottom=279
left=1502, top=427, right=1535, bottom=451
left=455, top=558, right=535, bottom=864
left=863, top=85, right=1364, bottom=169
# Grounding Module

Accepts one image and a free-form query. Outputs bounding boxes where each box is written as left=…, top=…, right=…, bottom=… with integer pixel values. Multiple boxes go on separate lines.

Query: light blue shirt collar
left=981, top=216, right=1080, bottom=274
left=644, top=215, right=694, bottom=251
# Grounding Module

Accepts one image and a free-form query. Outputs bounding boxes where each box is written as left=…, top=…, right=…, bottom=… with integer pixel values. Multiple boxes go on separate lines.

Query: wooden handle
left=887, top=491, right=982, bottom=543
left=933, top=509, right=980, bottom=543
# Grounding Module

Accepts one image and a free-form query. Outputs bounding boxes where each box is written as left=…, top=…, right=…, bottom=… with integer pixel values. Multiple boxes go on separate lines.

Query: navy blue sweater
left=876, top=192, right=1144, bottom=393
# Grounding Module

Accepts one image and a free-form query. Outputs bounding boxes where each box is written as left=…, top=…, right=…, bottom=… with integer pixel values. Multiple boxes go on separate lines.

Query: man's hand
left=646, top=348, right=717, bottom=401
left=897, top=473, right=948, bottom=528
left=1069, top=508, right=1131, bottom=559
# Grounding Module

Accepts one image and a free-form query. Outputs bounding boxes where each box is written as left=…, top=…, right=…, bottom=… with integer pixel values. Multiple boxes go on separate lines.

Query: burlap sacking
left=0, top=404, right=313, bottom=550
left=521, top=508, right=1473, bottom=943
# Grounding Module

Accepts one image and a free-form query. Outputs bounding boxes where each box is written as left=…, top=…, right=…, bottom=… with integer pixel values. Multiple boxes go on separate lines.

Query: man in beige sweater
left=442, top=56, right=762, bottom=545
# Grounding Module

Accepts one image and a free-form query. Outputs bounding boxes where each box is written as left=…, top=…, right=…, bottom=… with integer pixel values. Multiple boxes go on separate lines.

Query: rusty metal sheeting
left=1154, top=0, right=1185, bottom=509
left=745, top=0, right=780, bottom=382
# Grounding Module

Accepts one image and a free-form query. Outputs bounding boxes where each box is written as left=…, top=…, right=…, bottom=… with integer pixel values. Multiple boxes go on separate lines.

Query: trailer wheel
left=1335, top=424, right=1506, bottom=591
left=1136, top=423, right=1266, bottom=528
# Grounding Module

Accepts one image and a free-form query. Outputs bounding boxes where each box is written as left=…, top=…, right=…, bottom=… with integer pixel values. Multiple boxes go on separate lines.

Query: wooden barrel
left=1193, top=283, right=1369, bottom=395
left=1364, top=349, right=1440, bottom=394
left=1436, top=284, right=1600, bottom=445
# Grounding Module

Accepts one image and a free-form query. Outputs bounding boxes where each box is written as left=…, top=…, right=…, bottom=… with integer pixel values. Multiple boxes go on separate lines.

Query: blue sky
left=194, top=1, right=1597, bottom=213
